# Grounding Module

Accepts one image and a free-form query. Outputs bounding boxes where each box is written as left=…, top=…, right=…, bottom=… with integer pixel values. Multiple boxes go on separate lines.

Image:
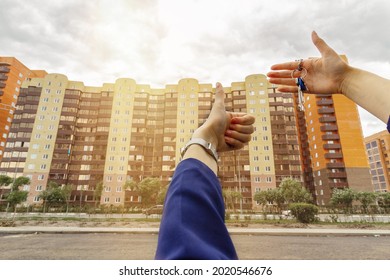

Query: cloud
left=1, top=0, right=388, bottom=136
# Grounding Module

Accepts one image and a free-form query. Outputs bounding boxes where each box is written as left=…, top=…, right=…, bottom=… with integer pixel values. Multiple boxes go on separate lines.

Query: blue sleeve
left=155, top=158, right=238, bottom=260
left=387, top=116, right=390, bottom=133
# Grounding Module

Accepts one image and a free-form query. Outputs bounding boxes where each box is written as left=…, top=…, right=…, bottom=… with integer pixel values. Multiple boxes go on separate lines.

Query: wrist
left=339, top=65, right=357, bottom=96
left=192, top=125, right=219, bottom=148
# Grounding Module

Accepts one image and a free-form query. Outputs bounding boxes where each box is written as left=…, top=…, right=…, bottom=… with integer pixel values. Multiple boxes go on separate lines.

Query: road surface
left=0, top=233, right=389, bottom=260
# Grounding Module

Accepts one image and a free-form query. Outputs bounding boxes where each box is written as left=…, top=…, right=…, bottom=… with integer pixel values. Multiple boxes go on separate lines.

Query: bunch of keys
left=292, top=59, right=308, bottom=112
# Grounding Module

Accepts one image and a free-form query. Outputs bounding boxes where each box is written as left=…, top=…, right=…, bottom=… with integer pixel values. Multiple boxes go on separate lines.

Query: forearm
left=341, top=67, right=390, bottom=123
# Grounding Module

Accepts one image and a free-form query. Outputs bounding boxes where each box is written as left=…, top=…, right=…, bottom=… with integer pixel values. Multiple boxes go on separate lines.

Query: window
left=34, top=196, right=41, bottom=202
left=104, top=197, right=110, bottom=203
left=38, top=175, right=45, bottom=180
left=115, top=197, right=121, bottom=203
left=36, top=185, right=43, bottom=191
left=265, top=166, right=271, bottom=172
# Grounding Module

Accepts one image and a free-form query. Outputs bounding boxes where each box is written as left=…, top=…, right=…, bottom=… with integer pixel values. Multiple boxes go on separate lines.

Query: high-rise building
left=302, top=92, right=372, bottom=205
left=0, top=67, right=371, bottom=208
left=0, top=57, right=46, bottom=162
left=364, top=130, right=390, bottom=192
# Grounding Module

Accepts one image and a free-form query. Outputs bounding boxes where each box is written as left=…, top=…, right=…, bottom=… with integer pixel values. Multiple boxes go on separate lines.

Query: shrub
left=288, top=203, right=319, bottom=223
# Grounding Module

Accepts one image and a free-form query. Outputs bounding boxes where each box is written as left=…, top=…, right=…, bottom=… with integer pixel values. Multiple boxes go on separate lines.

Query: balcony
left=325, top=152, right=343, bottom=159
left=323, top=143, right=341, bottom=150
left=0, top=82, right=5, bottom=88
left=318, top=107, right=335, bottom=114
left=319, top=116, right=337, bottom=123
left=328, top=172, right=347, bottom=178
left=0, top=90, right=3, bottom=96
left=320, top=124, right=338, bottom=132
left=298, top=119, right=306, bottom=126
left=322, top=134, right=340, bottom=140
left=316, top=99, right=334, bottom=106
left=0, top=66, right=10, bottom=73
left=0, top=74, right=8, bottom=81
left=273, top=148, right=289, bottom=154
left=326, top=162, right=345, bottom=168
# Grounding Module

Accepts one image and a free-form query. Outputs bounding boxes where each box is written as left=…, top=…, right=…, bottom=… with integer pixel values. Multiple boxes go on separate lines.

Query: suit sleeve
left=155, top=158, right=238, bottom=260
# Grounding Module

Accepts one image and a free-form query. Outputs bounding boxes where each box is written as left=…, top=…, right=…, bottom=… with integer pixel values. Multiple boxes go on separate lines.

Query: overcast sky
left=1, top=0, right=389, bottom=136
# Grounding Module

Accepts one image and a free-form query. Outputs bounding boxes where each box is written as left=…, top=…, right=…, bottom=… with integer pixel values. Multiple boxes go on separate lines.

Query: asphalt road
left=0, top=233, right=389, bottom=260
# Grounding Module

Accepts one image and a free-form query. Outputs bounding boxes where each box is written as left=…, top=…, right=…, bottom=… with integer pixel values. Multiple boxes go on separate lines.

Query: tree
left=330, top=188, right=356, bottom=213
left=156, top=184, right=169, bottom=205
left=254, top=191, right=268, bottom=209
left=62, top=184, right=74, bottom=213
left=39, top=181, right=70, bottom=212
left=254, top=189, right=277, bottom=212
left=123, top=179, right=137, bottom=191
left=0, top=174, right=13, bottom=187
left=137, top=177, right=162, bottom=208
left=6, top=190, right=28, bottom=212
left=377, top=192, right=390, bottom=213
left=355, top=191, right=377, bottom=213
left=93, top=181, right=104, bottom=207
left=4, top=176, right=30, bottom=213
left=11, top=176, right=31, bottom=191
left=279, top=178, right=312, bottom=204
left=289, top=203, right=319, bottom=223
left=223, top=190, right=242, bottom=212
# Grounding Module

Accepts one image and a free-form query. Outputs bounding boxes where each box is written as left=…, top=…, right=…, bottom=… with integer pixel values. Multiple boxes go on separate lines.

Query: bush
left=288, top=203, right=319, bottom=223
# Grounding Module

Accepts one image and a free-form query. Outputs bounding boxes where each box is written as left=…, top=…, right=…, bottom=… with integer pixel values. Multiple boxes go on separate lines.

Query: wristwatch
left=180, top=138, right=219, bottom=162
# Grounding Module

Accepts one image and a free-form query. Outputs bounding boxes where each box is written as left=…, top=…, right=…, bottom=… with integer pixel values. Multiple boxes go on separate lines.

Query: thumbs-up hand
left=192, top=82, right=255, bottom=153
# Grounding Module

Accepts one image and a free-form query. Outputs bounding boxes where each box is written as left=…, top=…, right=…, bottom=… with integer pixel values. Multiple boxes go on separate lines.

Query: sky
left=1, top=0, right=389, bottom=137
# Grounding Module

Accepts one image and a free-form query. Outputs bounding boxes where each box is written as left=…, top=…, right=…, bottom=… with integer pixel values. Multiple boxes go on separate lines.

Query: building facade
left=365, top=130, right=390, bottom=192
left=0, top=57, right=46, bottom=162
left=302, top=92, right=373, bottom=204
left=0, top=69, right=371, bottom=208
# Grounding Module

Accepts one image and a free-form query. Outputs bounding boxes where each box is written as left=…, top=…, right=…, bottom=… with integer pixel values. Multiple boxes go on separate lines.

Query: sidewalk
left=1, top=225, right=390, bottom=236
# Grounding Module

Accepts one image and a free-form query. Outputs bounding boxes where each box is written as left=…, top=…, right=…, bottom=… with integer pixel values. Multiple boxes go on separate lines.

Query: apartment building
left=0, top=68, right=370, bottom=208
left=0, top=57, right=46, bottom=162
left=303, top=92, right=372, bottom=204
left=365, top=130, right=390, bottom=192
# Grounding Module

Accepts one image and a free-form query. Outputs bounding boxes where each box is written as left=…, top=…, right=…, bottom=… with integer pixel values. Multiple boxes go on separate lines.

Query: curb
left=1, top=226, right=390, bottom=237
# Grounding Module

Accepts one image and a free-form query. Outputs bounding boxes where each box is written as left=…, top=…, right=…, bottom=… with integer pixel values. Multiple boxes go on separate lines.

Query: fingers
left=229, top=122, right=254, bottom=135
left=231, top=114, right=255, bottom=125
left=224, top=136, right=245, bottom=150
left=268, top=78, right=297, bottom=87
left=274, top=85, right=299, bottom=93
left=270, top=61, right=298, bottom=71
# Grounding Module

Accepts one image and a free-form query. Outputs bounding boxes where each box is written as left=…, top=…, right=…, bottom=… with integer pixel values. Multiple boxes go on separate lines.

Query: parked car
left=143, top=205, right=164, bottom=216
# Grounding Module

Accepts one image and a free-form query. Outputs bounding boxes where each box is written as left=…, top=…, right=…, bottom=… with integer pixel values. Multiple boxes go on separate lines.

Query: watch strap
left=180, top=138, right=218, bottom=162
